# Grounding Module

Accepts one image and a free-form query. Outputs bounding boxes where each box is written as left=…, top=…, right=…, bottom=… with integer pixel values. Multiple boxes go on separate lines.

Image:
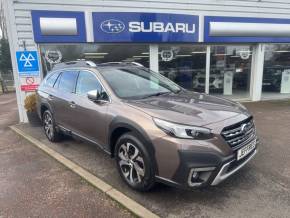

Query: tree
left=0, top=0, right=7, bottom=40
left=0, top=38, right=12, bottom=93
left=0, top=38, right=12, bottom=74
left=0, top=0, right=11, bottom=74
left=0, top=0, right=12, bottom=93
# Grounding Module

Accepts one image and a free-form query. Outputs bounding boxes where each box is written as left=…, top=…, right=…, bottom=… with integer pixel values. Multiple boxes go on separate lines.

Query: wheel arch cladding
left=40, top=104, right=49, bottom=118
left=108, top=117, right=159, bottom=174
left=40, top=103, right=54, bottom=121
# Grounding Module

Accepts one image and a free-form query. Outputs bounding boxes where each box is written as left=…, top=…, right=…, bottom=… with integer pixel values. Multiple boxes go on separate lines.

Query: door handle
left=69, top=101, right=76, bottom=109
left=48, top=94, right=54, bottom=100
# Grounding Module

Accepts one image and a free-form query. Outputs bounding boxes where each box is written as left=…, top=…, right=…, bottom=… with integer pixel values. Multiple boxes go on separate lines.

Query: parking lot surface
left=0, top=93, right=133, bottom=218
left=13, top=98, right=290, bottom=218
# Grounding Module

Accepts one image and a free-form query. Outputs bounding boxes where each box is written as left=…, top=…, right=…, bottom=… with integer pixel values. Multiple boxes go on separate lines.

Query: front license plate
left=237, top=140, right=256, bottom=160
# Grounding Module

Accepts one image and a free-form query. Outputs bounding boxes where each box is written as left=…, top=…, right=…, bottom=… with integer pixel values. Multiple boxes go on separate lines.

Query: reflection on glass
left=40, top=44, right=149, bottom=76
left=210, top=45, right=252, bottom=99
left=158, top=45, right=206, bottom=92
left=263, top=44, right=290, bottom=98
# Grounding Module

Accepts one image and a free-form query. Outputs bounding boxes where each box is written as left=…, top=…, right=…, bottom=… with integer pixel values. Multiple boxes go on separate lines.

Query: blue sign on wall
left=16, top=51, right=40, bottom=76
left=93, top=12, right=199, bottom=43
left=31, top=10, right=86, bottom=43
left=204, top=16, right=290, bottom=43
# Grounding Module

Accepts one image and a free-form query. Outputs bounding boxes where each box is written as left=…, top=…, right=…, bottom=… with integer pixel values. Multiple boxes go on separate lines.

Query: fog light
left=191, top=171, right=199, bottom=180
left=188, top=167, right=216, bottom=187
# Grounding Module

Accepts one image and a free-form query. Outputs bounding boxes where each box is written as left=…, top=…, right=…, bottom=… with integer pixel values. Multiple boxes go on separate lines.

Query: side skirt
left=57, top=125, right=112, bottom=156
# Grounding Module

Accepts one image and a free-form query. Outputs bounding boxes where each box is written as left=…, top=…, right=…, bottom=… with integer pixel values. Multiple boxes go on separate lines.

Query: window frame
left=43, top=71, right=61, bottom=88
left=75, top=69, right=111, bottom=103
left=55, top=69, right=79, bottom=93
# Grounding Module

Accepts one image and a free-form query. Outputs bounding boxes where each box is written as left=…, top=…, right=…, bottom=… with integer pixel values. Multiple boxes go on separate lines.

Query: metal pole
left=205, top=45, right=211, bottom=94
left=149, top=44, right=159, bottom=73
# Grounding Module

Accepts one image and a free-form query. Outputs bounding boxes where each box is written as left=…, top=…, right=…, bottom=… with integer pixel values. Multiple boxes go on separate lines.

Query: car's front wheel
left=115, top=133, right=155, bottom=191
left=42, top=110, right=61, bottom=142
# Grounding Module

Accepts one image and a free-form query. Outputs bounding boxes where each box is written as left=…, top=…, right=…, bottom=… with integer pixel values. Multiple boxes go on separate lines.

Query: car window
left=75, top=71, right=102, bottom=95
left=100, top=67, right=181, bottom=99
left=44, top=71, right=60, bottom=88
left=58, top=71, right=78, bottom=93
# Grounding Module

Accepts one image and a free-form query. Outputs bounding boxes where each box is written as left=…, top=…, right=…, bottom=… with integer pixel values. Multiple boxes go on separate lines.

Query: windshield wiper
left=142, top=92, right=171, bottom=99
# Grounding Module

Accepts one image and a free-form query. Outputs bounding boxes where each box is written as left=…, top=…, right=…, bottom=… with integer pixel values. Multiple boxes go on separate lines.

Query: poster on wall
left=16, top=51, right=40, bottom=77
left=280, top=70, right=290, bottom=93
left=16, top=51, right=40, bottom=92
left=20, top=76, right=40, bottom=92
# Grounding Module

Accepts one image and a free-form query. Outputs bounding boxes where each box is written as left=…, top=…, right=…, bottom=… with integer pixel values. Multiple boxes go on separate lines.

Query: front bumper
left=211, top=148, right=257, bottom=186
left=156, top=139, right=258, bottom=189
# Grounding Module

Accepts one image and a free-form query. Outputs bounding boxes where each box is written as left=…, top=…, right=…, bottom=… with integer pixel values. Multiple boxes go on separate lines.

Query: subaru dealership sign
left=93, top=12, right=199, bottom=43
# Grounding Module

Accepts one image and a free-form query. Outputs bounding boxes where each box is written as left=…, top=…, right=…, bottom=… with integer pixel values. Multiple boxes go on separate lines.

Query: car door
left=38, top=70, right=61, bottom=115
left=52, top=70, right=79, bottom=131
left=70, top=70, right=109, bottom=147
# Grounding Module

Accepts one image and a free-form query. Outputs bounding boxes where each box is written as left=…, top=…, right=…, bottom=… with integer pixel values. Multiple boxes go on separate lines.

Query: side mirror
left=87, top=90, right=101, bottom=102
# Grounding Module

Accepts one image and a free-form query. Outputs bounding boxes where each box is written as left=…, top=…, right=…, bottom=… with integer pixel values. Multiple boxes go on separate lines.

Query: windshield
left=100, top=67, right=182, bottom=99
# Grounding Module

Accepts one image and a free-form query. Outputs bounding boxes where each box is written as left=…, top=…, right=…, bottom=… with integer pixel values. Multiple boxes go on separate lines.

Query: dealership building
left=3, top=0, right=290, bottom=122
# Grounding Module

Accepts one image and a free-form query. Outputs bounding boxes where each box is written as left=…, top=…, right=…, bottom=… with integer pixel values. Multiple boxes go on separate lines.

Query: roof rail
left=97, top=62, right=144, bottom=67
left=52, top=60, right=97, bottom=70
left=131, top=62, right=144, bottom=67
left=52, top=60, right=144, bottom=70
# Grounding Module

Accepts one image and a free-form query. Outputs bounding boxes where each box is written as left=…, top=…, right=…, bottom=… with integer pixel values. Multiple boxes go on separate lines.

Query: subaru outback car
left=36, top=61, right=258, bottom=191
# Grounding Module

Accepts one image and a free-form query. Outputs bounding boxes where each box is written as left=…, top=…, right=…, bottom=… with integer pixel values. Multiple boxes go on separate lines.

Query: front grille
left=221, top=117, right=256, bottom=150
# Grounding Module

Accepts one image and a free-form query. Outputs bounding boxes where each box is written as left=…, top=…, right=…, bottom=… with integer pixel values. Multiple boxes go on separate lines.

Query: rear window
left=57, top=71, right=78, bottom=93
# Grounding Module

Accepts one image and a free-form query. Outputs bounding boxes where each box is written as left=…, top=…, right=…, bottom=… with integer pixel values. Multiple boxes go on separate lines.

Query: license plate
left=237, top=140, right=256, bottom=160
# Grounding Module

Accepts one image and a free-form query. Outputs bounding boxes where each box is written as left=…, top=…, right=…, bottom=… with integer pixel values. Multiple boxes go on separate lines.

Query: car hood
left=125, top=91, right=250, bottom=127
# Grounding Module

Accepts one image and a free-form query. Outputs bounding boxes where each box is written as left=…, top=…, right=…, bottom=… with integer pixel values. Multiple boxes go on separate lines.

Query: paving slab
left=13, top=100, right=290, bottom=218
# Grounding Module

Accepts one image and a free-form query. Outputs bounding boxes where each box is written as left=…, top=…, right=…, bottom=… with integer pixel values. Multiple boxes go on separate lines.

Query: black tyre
left=115, top=132, right=155, bottom=191
left=42, top=110, right=62, bottom=142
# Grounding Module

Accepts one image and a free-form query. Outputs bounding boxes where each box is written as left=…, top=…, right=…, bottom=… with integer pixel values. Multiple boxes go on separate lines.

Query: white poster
left=280, top=70, right=290, bottom=94
left=223, top=71, right=233, bottom=95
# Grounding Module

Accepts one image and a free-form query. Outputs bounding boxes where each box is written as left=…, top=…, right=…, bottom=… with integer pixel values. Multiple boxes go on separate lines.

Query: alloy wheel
left=43, top=113, right=54, bottom=140
left=118, top=142, right=145, bottom=185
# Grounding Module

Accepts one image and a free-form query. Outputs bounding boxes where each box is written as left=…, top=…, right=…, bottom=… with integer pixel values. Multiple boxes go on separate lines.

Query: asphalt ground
left=0, top=93, right=133, bottom=218
left=11, top=96, right=290, bottom=218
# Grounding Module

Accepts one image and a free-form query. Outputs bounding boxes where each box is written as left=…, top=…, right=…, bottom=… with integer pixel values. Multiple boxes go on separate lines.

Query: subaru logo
left=241, top=123, right=250, bottom=134
left=100, top=19, right=125, bottom=33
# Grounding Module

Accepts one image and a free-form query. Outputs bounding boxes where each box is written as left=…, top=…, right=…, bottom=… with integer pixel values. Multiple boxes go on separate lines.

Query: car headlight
left=153, top=118, right=212, bottom=140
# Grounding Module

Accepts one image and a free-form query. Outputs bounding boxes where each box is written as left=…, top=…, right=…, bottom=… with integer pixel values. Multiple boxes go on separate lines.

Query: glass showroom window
left=263, top=44, right=290, bottom=99
left=40, top=44, right=149, bottom=76
left=158, top=45, right=206, bottom=92
left=210, top=45, right=253, bottom=99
